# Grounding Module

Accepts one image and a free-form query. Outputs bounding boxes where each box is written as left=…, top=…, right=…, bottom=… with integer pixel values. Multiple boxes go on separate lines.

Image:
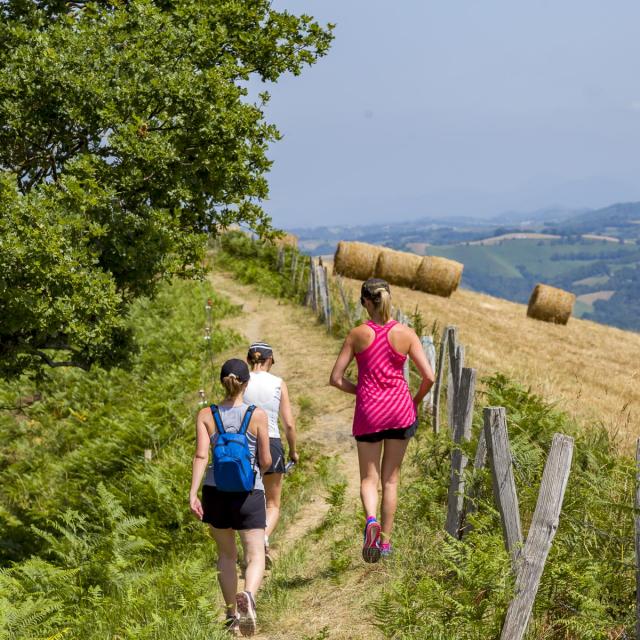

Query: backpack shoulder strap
left=210, top=404, right=226, bottom=435
left=239, top=405, right=256, bottom=435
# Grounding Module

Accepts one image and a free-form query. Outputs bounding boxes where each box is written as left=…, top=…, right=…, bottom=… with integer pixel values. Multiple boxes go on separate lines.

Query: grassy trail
left=209, top=270, right=387, bottom=640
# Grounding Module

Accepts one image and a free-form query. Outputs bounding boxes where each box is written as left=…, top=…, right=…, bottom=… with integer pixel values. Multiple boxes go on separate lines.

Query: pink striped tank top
left=352, top=320, right=416, bottom=437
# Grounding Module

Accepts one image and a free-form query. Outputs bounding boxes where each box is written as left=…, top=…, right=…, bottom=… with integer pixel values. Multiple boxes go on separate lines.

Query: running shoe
left=380, top=541, right=393, bottom=558
left=235, top=591, right=257, bottom=637
left=362, top=517, right=382, bottom=563
left=224, top=613, right=240, bottom=635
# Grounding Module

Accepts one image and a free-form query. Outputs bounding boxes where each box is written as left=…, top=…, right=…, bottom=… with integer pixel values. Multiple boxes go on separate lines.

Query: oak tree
left=0, top=0, right=332, bottom=378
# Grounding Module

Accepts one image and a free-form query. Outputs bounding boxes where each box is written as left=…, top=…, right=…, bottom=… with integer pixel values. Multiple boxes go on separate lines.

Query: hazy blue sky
left=255, top=1, right=640, bottom=228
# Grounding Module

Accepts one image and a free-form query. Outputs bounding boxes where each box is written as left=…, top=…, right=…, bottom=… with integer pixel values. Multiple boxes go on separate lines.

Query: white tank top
left=244, top=371, right=282, bottom=439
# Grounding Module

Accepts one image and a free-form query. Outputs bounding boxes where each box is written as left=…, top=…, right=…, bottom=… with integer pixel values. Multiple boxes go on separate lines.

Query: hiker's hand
left=289, top=450, right=299, bottom=464
left=189, top=494, right=203, bottom=520
left=413, top=397, right=421, bottom=414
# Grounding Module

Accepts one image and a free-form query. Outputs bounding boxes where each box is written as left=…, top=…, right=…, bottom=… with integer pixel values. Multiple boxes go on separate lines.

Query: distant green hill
left=421, top=237, right=640, bottom=331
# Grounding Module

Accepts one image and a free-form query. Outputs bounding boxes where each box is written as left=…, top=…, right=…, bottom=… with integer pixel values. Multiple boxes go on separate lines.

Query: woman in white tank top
left=243, top=342, right=298, bottom=565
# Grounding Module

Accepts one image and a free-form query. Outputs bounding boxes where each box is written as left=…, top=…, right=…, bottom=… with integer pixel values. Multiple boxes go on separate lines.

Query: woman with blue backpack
left=189, top=358, right=272, bottom=637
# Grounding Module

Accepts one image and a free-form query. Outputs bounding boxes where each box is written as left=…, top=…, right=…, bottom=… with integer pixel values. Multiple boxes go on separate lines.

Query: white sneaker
left=235, top=591, right=257, bottom=637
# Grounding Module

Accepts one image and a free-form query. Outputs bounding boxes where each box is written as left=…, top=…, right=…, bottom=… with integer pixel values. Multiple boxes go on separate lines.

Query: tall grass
left=377, top=375, right=635, bottom=639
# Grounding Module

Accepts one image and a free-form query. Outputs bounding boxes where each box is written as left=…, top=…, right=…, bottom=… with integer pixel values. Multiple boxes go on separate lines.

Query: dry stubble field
left=338, top=272, right=640, bottom=450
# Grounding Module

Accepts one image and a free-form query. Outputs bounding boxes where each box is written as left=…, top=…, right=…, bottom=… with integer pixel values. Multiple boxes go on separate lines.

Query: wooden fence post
left=305, top=257, right=314, bottom=308
left=277, top=247, right=285, bottom=272
left=500, top=434, right=574, bottom=640
left=635, top=439, right=640, bottom=640
left=445, top=367, right=477, bottom=538
left=432, top=325, right=453, bottom=434
left=310, top=257, right=318, bottom=312
left=420, top=336, right=437, bottom=412
left=447, top=332, right=464, bottom=434
left=291, top=251, right=298, bottom=283
left=323, top=265, right=332, bottom=332
left=484, top=407, right=523, bottom=567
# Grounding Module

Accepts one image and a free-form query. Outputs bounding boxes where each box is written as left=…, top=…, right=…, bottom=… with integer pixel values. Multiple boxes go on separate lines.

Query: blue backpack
left=211, top=404, right=257, bottom=492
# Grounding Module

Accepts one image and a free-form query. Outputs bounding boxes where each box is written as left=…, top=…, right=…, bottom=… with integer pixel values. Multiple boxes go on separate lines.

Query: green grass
left=376, top=375, right=635, bottom=639
left=0, top=278, right=244, bottom=639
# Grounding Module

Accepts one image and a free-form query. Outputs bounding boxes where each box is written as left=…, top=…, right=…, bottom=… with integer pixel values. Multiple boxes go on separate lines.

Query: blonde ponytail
left=360, top=278, right=393, bottom=323
left=377, top=289, right=392, bottom=323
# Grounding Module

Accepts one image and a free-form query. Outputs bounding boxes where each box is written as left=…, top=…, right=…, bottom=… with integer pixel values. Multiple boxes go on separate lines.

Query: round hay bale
left=527, top=284, right=575, bottom=325
left=414, top=256, right=464, bottom=297
left=374, top=248, right=422, bottom=288
left=333, top=241, right=381, bottom=281
left=274, top=233, right=298, bottom=249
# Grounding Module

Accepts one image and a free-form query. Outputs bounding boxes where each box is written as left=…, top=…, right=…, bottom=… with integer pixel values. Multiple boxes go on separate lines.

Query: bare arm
left=189, top=408, right=211, bottom=520
left=407, top=329, right=436, bottom=410
left=279, top=381, right=298, bottom=463
left=329, top=332, right=357, bottom=395
left=253, top=408, right=272, bottom=473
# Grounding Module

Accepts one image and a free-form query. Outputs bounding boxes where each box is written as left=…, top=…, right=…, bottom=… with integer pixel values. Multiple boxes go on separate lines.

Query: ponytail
left=377, top=289, right=392, bottom=323
left=247, top=350, right=263, bottom=370
left=221, top=375, right=245, bottom=399
left=361, top=278, right=392, bottom=323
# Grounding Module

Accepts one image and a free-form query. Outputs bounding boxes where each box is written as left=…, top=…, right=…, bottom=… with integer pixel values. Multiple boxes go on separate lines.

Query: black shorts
left=265, top=437, right=286, bottom=475
left=354, top=419, right=418, bottom=443
left=201, top=485, right=266, bottom=530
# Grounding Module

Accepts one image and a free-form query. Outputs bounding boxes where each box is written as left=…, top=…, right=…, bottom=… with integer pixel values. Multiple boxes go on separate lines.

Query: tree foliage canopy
left=0, top=0, right=332, bottom=378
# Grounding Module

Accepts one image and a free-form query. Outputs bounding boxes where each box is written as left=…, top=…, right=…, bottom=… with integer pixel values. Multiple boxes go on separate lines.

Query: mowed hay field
left=338, top=271, right=640, bottom=449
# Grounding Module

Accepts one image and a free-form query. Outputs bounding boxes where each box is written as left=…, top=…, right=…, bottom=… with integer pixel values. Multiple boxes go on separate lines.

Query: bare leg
left=239, top=528, right=266, bottom=596
left=357, top=440, right=383, bottom=518
left=263, top=473, right=283, bottom=540
left=380, top=439, right=410, bottom=538
left=209, top=527, right=238, bottom=614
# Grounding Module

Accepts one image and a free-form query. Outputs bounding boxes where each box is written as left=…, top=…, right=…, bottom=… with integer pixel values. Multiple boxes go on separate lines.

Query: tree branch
left=34, top=350, right=91, bottom=371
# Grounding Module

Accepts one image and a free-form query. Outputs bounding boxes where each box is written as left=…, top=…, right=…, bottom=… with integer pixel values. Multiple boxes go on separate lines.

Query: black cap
left=220, top=358, right=250, bottom=384
left=247, top=342, right=275, bottom=364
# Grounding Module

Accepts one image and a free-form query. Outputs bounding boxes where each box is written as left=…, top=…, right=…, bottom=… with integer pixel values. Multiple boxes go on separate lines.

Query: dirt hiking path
left=210, top=270, right=387, bottom=640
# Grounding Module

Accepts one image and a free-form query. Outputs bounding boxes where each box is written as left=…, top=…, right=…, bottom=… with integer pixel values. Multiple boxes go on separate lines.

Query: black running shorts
left=201, top=485, right=266, bottom=530
left=265, top=437, right=286, bottom=475
left=354, top=418, right=419, bottom=443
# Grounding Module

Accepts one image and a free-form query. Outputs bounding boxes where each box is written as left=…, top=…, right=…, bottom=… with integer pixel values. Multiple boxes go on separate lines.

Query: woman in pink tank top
left=330, top=278, right=435, bottom=563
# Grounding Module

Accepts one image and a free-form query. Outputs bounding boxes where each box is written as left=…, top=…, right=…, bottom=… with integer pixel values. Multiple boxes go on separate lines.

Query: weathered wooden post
left=305, top=257, right=314, bottom=308
left=277, top=247, right=285, bottom=272
left=445, top=367, right=477, bottom=538
left=484, top=407, right=523, bottom=567
left=310, top=257, right=318, bottom=312
left=291, top=251, right=298, bottom=283
left=323, top=265, right=332, bottom=332
left=500, top=433, right=574, bottom=640
left=420, top=336, right=437, bottom=412
left=432, top=326, right=453, bottom=434
left=635, top=439, right=640, bottom=640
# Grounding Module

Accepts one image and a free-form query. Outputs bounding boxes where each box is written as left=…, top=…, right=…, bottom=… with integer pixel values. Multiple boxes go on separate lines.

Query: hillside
left=337, top=269, right=640, bottom=449
left=213, top=236, right=637, bottom=637
left=423, top=237, right=640, bottom=329
left=291, top=202, right=640, bottom=332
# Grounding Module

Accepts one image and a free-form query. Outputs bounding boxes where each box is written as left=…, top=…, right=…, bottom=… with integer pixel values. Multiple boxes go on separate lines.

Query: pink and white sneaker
left=362, top=517, right=382, bottom=563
